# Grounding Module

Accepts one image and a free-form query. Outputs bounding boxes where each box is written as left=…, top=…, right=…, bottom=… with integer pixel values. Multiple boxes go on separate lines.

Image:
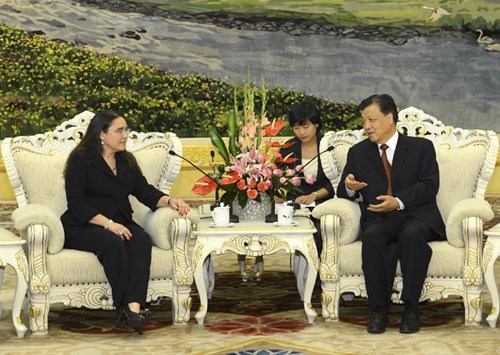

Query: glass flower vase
left=232, top=192, right=272, bottom=220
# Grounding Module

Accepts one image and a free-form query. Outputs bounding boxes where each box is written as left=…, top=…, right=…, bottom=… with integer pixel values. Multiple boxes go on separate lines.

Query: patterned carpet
left=0, top=199, right=499, bottom=354
left=39, top=270, right=466, bottom=337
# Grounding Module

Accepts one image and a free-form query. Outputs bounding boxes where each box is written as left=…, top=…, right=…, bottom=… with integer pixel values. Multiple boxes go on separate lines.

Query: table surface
left=193, top=215, right=316, bottom=235
left=485, top=223, right=500, bottom=236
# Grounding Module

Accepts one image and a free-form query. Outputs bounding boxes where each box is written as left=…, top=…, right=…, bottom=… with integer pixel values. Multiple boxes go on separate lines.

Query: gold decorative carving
left=16, top=249, right=29, bottom=283
left=471, top=297, right=483, bottom=309
left=29, top=306, right=40, bottom=318
left=464, top=266, right=483, bottom=286
left=220, top=234, right=292, bottom=256
left=30, top=274, right=51, bottom=294
left=483, top=240, right=494, bottom=270
left=319, top=263, right=339, bottom=282
left=192, top=243, right=205, bottom=270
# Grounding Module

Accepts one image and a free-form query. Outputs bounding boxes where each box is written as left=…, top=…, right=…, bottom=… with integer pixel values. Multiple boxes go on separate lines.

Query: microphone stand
left=265, top=191, right=277, bottom=223
left=209, top=150, right=220, bottom=210
left=169, top=150, right=239, bottom=223
left=209, top=150, right=238, bottom=222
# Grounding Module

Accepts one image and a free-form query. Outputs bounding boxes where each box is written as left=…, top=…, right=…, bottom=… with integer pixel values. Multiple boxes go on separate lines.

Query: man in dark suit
left=337, top=94, right=445, bottom=334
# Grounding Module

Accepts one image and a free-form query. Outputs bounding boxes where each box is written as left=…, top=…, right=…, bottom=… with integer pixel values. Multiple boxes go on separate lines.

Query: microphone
left=281, top=145, right=334, bottom=186
left=209, top=150, right=220, bottom=204
left=168, top=150, right=239, bottom=222
left=168, top=149, right=220, bottom=205
left=169, top=150, right=216, bottom=185
left=265, top=145, right=333, bottom=223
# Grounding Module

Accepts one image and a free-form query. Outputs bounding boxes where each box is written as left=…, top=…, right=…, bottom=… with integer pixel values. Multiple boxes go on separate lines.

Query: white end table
left=484, top=223, right=500, bottom=328
left=0, top=229, right=28, bottom=337
left=192, top=216, right=319, bottom=325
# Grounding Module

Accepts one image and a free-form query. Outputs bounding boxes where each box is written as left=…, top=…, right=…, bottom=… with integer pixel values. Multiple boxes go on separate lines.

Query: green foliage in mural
left=0, top=23, right=360, bottom=138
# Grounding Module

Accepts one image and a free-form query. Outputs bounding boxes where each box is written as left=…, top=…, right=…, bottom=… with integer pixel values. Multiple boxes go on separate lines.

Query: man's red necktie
left=380, top=144, right=393, bottom=196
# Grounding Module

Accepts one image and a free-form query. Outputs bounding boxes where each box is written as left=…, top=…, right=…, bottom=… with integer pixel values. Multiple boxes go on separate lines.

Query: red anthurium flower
left=192, top=176, right=217, bottom=195
left=262, top=119, right=284, bottom=137
left=220, top=171, right=240, bottom=185
left=275, top=154, right=298, bottom=164
left=264, top=141, right=282, bottom=148
left=264, top=141, right=295, bottom=149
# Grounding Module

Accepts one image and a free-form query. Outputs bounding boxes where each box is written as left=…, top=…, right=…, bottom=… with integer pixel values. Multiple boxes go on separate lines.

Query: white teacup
left=212, top=205, right=230, bottom=226
left=277, top=205, right=294, bottom=225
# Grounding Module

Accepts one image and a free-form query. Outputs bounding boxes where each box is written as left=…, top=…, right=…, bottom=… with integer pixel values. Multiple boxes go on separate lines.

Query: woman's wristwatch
left=312, top=191, right=318, bottom=200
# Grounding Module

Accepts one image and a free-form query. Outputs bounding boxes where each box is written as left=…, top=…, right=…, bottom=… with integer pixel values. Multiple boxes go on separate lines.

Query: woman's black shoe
left=121, top=306, right=146, bottom=334
left=140, top=308, right=153, bottom=324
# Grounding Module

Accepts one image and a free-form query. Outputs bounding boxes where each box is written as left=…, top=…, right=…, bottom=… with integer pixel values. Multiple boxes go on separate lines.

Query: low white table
left=192, top=216, right=319, bottom=324
left=484, top=223, right=500, bottom=328
left=0, top=229, right=28, bottom=338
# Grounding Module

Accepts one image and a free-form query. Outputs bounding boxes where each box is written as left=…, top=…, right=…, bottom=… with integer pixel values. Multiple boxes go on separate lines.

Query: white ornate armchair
left=313, top=107, right=498, bottom=325
left=1, top=111, right=199, bottom=335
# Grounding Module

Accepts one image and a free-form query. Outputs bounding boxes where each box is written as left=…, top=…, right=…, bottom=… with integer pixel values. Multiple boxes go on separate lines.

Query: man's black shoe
left=400, top=310, right=421, bottom=334
left=367, top=310, right=388, bottom=334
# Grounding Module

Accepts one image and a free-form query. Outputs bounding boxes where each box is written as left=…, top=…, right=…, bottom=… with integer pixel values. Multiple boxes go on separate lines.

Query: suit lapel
left=366, top=141, right=385, bottom=176
left=115, top=154, right=128, bottom=177
left=93, top=155, right=116, bottom=177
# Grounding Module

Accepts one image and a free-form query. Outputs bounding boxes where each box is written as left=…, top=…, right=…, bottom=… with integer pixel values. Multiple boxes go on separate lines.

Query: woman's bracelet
left=104, top=219, right=113, bottom=230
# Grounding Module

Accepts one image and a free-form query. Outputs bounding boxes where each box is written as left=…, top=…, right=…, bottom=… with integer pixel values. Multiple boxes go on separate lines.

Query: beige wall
left=1, top=136, right=500, bottom=201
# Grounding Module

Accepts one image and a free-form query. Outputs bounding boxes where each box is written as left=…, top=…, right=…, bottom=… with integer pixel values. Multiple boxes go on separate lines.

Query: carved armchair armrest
left=143, top=207, right=200, bottom=250
left=10, top=204, right=62, bottom=295
left=11, top=204, right=65, bottom=254
left=312, top=198, right=361, bottom=284
left=312, top=198, right=361, bottom=246
left=446, top=198, right=494, bottom=248
left=143, top=207, right=200, bottom=287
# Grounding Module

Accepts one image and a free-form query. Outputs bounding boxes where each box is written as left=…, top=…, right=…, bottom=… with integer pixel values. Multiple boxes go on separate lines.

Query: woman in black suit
left=278, top=101, right=336, bottom=254
left=61, top=110, right=190, bottom=334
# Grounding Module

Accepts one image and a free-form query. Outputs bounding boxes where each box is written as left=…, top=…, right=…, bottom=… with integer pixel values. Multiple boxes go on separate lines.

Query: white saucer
left=210, top=222, right=234, bottom=228
left=273, top=221, right=298, bottom=227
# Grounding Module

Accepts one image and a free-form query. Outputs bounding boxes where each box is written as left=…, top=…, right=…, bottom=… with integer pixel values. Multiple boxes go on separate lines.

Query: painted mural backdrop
left=0, top=0, right=499, bottom=136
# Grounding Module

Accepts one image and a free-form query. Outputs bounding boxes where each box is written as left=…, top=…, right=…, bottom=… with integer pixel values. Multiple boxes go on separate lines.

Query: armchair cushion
left=435, top=145, right=487, bottom=223
left=11, top=204, right=65, bottom=254
left=130, top=146, right=169, bottom=225
left=338, top=241, right=464, bottom=277
left=13, top=152, right=68, bottom=217
left=47, top=247, right=175, bottom=284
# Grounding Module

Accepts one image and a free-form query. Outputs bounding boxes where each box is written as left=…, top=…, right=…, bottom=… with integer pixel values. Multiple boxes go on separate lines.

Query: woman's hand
left=108, top=222, right=132, bottom=240
left=168, top=197, right=190, bottom=216
left=274, top=196, right=285, bottom=203
left=294, top=193, right=316, bottom=205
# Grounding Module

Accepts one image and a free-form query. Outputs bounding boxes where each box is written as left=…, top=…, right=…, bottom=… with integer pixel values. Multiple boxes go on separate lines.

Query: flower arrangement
left=192, top=74, right=316, bottom=208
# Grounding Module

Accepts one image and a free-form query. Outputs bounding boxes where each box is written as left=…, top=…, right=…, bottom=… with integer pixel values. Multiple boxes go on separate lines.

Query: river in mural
left=0, top=0, right=499, bottom=131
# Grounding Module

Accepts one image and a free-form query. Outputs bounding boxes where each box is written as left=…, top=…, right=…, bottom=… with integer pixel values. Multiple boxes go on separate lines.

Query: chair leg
left=321, top=279, right=341, bottom=321
left=463, top=282, right=483, bottom=325
left=29, top=292, right=50, bottom=335
left=171, top=284, right=191, bottom=325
